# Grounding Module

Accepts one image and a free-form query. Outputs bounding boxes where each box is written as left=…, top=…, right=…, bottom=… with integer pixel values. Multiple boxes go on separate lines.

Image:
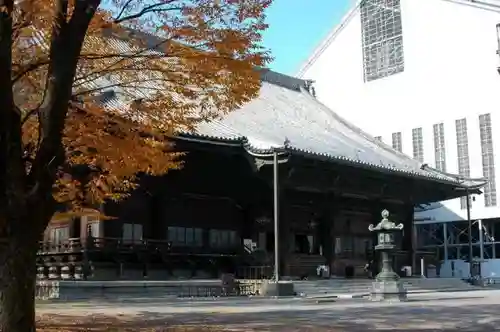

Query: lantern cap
left=368, top=209, right=404, bottom=232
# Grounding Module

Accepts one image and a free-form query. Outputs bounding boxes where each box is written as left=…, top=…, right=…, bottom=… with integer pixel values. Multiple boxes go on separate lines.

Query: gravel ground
left=37, top=290, right=500, bottom=331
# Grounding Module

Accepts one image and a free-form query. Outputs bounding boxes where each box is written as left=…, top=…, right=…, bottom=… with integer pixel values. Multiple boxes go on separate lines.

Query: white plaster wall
left=300, top=0, right=500, bottom=222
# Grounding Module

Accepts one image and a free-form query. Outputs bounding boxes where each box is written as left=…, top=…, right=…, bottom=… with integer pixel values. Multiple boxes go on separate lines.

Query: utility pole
left=466, top=188, right=473, bottom=278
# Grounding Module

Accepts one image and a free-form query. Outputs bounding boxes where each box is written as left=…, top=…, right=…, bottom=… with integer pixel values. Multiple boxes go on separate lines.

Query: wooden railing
left=237, top=265, right=273, bottom=280
left=37, top=237, right=247, bottom=281
left=38, top=237, right=243, bottom=256
left=38, top=238, right=84, bottom=254
left=37, top=237, right=175, bottom=255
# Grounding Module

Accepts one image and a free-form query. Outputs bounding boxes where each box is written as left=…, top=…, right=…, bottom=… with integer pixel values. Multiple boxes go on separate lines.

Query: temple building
left=37, top=69, right=484, bottom=280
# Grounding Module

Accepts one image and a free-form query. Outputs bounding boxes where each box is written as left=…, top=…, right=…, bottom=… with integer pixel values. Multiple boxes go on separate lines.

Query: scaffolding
left=415, top=218, right=500, bottom=277
left=360, top=0, right=405, bottom=82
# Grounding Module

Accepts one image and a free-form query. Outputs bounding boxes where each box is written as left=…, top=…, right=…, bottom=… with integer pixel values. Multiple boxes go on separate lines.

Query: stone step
left=37, top=280, right=253, bottom=300
left=293, top=278, right=476, bottom=296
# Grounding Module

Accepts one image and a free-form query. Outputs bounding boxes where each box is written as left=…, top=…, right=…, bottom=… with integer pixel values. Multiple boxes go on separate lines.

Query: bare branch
left=113, top=0, right=135, bottom=21
left=113, top=0, right=178, bottom=24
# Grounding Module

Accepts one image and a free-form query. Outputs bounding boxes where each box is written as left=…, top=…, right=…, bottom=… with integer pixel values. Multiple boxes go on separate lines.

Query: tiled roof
left=173, top=70, right=485, bottom=188
left=83, top=33, right=484, bottom=188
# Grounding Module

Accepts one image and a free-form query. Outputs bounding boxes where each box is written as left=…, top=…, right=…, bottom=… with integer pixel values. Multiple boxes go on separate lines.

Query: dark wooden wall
left=99, top=148, right=266, bottom=242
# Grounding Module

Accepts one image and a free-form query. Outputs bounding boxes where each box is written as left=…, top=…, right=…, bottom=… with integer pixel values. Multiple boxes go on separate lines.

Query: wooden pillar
left=278, top=189, right=290, bottom=278
left=320, top=195, right=337, bottom=275
left=320, top=217, right=332, bottom=266
left=316, top=216, right=325, bottom=255
left=319, top=194, right=340, bottom=275
left=149, top=195, right=162, bottom=241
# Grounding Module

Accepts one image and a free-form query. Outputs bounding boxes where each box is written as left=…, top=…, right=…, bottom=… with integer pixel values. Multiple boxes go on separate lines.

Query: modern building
left=297, top=0, right=500, bottom=277
left=37, top=70, right=480, bottom=281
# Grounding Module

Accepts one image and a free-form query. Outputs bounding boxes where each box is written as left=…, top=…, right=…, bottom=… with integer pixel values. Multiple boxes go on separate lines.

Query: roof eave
left=234, top=138, right=472, bottom=187
left=174, top=132, right=245, bottom=146
left=420, top=165, right=488, bottom=191
left=174, top=133, right=484, bottom=190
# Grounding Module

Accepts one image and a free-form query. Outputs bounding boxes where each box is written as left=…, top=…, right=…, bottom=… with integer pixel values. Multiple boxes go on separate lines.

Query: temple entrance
left=294, top=233, right=311, bottom=254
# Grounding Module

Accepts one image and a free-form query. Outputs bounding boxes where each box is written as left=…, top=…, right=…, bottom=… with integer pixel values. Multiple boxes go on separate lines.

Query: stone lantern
left=368, top=209, right=407, bottom=302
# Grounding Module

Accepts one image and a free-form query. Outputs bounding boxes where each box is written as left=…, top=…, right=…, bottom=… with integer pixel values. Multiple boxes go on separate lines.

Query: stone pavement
left=37, top=290, right=500, bottom=331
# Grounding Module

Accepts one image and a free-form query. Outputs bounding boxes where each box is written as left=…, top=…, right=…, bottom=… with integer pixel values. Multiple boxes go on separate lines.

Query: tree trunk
left=0, top=228, right=38, bottom=332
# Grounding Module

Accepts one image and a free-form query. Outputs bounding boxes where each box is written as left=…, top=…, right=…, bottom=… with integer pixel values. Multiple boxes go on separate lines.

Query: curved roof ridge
left=260, top=69, right=309, bottom=91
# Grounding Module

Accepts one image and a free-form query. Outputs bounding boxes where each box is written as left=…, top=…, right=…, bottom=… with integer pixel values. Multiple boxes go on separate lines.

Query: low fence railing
left=38, top=237, right=243, bottom=256
left=237, top=265, right=273, bottom=280
left=37, top=237, right=173, bottom=254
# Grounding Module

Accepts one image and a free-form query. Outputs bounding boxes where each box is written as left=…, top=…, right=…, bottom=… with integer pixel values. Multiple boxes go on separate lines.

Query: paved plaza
left=36, top=289, right=500, bottom=331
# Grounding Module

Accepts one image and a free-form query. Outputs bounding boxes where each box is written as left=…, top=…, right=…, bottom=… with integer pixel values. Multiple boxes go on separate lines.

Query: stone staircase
left=294, top=277, right=478, bottom=296
left=288, top=254, right=327, bottom=277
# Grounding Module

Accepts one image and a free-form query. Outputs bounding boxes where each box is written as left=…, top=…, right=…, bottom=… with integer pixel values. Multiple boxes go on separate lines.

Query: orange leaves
left=23, top=104, right=182, bottom=209
left=58, top=104, right=183, bottom=206
left=65, top=104, right=181, bottom=176
left=13, top=0, right=271, bottom=213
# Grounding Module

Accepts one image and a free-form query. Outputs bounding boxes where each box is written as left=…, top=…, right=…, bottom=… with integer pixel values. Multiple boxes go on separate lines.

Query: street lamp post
left=257, top=148, right=295, bottom=297
left=466, top=188, right=474, bottom=279
left=273, top=149, right=280, bottom=282
left=368, top=210, right=407, bottom=302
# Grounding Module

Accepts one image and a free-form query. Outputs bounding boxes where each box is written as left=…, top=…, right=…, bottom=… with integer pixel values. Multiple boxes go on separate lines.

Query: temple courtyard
left=37, top=289, right=500, bottom=331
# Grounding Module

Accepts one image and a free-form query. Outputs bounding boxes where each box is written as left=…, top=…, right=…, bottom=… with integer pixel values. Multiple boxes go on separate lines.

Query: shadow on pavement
left=405, top=295, right=486, bottom=302
left=39, top=302, right=500, bottom=331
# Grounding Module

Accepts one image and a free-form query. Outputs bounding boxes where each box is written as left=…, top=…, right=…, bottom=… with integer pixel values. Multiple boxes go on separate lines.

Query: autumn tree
left=0, top=0, right=271, bottom=330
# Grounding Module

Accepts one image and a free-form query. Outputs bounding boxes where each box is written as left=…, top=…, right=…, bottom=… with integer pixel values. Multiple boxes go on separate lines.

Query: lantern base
left=369, top=280, right=407, bottom=302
